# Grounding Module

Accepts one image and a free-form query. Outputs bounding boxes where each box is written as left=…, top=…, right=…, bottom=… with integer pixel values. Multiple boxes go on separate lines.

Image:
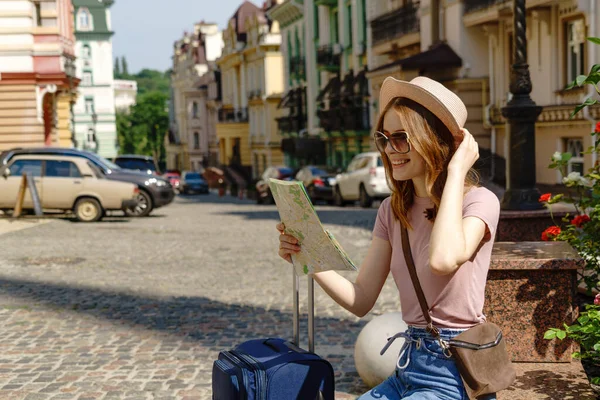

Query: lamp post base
left=500, top=187, right=544, bottom=211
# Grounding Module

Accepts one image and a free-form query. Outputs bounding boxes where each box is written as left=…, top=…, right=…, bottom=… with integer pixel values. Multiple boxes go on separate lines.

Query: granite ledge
left=491, top=242, right=584, bottom=271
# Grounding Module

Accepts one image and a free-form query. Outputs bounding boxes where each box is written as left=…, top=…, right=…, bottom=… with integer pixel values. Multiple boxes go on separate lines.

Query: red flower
left=595, top=121, right=600, bottom=133
left=541, top=226, right=561, bottom=241
left=539, top=193, right=552, bottom=203
left=571, top=214, right=591, bottom=228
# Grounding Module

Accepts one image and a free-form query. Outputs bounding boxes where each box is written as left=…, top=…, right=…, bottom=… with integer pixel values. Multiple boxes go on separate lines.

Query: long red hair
left=376, top=97, right=479, bottom=229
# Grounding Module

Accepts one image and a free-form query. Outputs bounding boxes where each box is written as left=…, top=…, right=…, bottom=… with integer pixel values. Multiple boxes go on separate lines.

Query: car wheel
left=124, top=189, right=153, bottom=217
left=334, top=187, right=346, bottom=207
left=74, top=197, right=103, bottom=222
left=359, top=184, right=373, bottom=208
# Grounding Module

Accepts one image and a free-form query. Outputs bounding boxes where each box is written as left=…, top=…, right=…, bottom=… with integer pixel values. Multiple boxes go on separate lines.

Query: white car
left=333, top=152, right=391, bottom=208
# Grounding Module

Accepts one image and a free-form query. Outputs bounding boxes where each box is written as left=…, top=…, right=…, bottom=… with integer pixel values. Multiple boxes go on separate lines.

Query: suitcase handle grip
left=263, top=339, right=310, bottom=355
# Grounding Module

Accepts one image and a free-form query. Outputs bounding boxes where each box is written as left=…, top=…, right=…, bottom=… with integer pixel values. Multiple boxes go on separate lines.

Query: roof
left=230, top=1, right=264, bottom=37
left=369, top=42, right=462, bottom=74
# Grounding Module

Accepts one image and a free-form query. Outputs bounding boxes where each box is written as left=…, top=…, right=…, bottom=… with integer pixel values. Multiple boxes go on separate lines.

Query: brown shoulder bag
left=400, top=225, right=516, bottom=399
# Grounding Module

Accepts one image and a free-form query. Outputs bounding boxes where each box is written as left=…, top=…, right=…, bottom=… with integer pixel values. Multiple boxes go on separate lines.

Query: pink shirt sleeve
left=462, top=187, right=500, bottom=242
left=373, top=197, right=391, bottom=241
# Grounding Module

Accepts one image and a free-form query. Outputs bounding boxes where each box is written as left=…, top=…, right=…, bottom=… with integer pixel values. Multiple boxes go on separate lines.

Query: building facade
left=244, top=4, right=285, bottom=179
left=0, top=0, right=78, bottom=151
left=113, top=79, right=137, bottom=112
left=215, top=1, right=266, bottom=180
left=466, top=0, right=600, bottom=185
left=72, top=0, right=118, bottom=158
left=267, top=0, right=317, bottom=168
left=167, top=22, right=222, bottom=172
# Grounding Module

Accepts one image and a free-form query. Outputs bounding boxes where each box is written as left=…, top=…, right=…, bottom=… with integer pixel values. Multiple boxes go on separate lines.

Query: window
left=194, top=132, right=200, bottom=149
left=565, top=138, right=584, bottom=174
left=566, top=19, right=586, bottom=84
left=192, top=101, right=199, bottom=119
left=77, top=8, right=93, bottom=31
left=87, top=128, right=96, bottom=144
left=8, top=160, right=42, bottom=177
left=82, top=45, right=91, bottom=59
left=33, top=2, right=42, bottom=27
left=82, top=71, right=92, bottom=86
left=85, top=97, right=94, bottom=114
left=45, top=160, right=81, bottom=178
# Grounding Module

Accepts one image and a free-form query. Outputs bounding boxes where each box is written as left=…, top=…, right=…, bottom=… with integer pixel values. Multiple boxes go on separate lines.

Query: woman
left=277, top=76, right=500, bottom=400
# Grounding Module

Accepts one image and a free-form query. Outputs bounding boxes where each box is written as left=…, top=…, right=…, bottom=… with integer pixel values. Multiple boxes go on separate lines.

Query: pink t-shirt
left=372, top=186, right=500, bottom=329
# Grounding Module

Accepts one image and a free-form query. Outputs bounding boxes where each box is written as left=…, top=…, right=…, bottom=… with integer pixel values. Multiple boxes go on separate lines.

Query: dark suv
left=114, top=155, right=157, bottom=175
left=0, top=148, right=174, bottom=217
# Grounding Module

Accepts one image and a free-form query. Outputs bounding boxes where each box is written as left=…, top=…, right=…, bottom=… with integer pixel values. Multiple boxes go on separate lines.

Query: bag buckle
left=426, top=323, right=439, bottom=337
left=438, top=338, right=453, bottom=358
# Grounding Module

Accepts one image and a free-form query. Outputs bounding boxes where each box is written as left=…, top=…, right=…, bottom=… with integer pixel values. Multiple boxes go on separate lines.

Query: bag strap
left=400, top=225, right=440, bottom=338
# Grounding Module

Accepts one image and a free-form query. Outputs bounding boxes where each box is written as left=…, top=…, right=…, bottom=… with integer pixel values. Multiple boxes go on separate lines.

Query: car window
left=356, top=158, right=370, bottom=170
left=86, top=161, right=104, bottom=178
left=377, top=156, right=384, bottom=167
left=86, top=152, right=119, bottom=171
left=310, top=167, right=329, bottom=176
left=347, top=158, right=362, bottom=172
left=9, top=160, right=42, bottom=177
left=45, top=160, right=81, bottom=178
left=184, top=172, right=202, bottom=180
left=117, top=159, right=155, bottom=171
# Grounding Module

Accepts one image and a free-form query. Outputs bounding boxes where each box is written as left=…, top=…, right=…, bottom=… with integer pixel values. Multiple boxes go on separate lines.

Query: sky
left=111, top=0, right=260, bottom=74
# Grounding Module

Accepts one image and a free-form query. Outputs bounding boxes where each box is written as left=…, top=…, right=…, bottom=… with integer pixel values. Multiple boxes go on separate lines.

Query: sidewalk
left=0, top=215, right=52, bottom=236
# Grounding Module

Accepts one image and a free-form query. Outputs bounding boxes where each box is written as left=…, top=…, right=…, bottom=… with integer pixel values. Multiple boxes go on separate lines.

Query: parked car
left=333, top=152, right=391, bottom=208
left=256, top=166, right=295, bottom=204
left=0, top=155, right=138, bottom=222
left=180, top=171, right=209, bottom=194
left=113, top=154, right=158, bottom=175
left=295, top=165, right=337, bottom=204
left=163, top=171, right=181, bottom=192
left=0, top=148, right=174, bottom=217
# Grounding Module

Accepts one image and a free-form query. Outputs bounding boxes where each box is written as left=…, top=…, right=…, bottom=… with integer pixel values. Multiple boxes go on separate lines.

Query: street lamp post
left=91, top=112, right=98, bottom=153
left=500, top=0, right=544, bottom=210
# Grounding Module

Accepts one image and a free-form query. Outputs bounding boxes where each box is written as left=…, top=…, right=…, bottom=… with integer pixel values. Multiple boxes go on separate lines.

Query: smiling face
left=382, top=108, right=427, bottom=183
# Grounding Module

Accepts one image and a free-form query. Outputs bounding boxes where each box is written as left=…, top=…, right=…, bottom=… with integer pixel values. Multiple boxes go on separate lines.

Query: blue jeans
left=358, top=326, right=497, bottom=400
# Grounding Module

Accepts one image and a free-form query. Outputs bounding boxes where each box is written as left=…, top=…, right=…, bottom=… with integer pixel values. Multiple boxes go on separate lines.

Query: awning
left=281, top=137, right=326, bottom=158
left=368, top=42, right=462, bottom=74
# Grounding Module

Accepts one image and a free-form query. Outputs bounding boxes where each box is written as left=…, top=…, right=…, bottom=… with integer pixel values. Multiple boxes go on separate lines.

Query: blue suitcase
left=212, top=274, right=335, bottom=400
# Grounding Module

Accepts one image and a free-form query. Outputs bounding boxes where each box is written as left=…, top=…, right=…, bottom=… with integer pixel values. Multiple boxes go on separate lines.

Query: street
left=0, top=194, right=401, bottom=399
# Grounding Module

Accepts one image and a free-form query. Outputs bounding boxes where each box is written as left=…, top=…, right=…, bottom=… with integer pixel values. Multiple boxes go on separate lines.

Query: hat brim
left=379, top=78, right=464, bottom=141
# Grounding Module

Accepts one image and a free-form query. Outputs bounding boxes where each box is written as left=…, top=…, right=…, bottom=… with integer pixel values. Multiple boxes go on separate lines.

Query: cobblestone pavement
left=0, top=194, right=402, bottom=399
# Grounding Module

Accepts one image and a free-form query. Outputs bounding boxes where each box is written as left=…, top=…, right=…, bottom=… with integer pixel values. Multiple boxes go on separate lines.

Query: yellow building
left=216, top=1, right=268, bottom=180
left=243, top=8, right=285, bottom=178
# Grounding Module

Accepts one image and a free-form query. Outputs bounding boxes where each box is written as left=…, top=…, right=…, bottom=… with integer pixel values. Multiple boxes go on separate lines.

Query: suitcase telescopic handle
left=292, top=269, right=315, bottom=353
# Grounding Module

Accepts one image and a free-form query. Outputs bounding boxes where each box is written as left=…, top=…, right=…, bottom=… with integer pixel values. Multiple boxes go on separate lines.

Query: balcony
left=371, top=1, right=420, bottom=46
left=276, top=115, right=306, bottom=134
left=316, top=45, right=341, bottom=71
left=317, top=109, right=342, bottom=132
left=218, top=107, right=249, bottom=123
left=290, top=56, right=306, bottom=81
left=342, top=105, right=370, bottom=131
left=464, top=0, right=506, bottom=14
left=315, top=0, right=336, bottom=6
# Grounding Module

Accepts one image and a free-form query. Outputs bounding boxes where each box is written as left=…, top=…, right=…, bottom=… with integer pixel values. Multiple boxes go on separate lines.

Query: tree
left=114, top=57, right=121, bottom=77
left=121, top=56, right=129, bottom=77
left=126, top=91, right=169, bottom=170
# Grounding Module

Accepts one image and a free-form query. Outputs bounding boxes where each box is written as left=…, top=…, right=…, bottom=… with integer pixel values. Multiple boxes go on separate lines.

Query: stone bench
left=486, top=241, right=596, bottom=399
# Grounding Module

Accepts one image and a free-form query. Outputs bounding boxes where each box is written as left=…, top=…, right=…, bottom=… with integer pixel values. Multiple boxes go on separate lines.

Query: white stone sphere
left=354, top=312, right=407, bottom=388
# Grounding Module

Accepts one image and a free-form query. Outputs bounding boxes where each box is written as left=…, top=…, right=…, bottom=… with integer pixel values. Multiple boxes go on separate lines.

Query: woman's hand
left=276, top=222, right=300, bottom=264
left=448, top=128, right=479, bottom=177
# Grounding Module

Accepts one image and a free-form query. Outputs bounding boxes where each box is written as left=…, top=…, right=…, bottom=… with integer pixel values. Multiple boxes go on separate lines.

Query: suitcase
left=212, top=272, right=335, bottom=400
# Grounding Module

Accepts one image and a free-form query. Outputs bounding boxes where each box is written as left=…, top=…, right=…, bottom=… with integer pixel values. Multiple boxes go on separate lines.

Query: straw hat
left=379, top=76, right=467, bottom=140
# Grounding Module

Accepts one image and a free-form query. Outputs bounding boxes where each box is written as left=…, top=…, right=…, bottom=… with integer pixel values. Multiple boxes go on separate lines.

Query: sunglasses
left=373, top=130, right=411, bottom=154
